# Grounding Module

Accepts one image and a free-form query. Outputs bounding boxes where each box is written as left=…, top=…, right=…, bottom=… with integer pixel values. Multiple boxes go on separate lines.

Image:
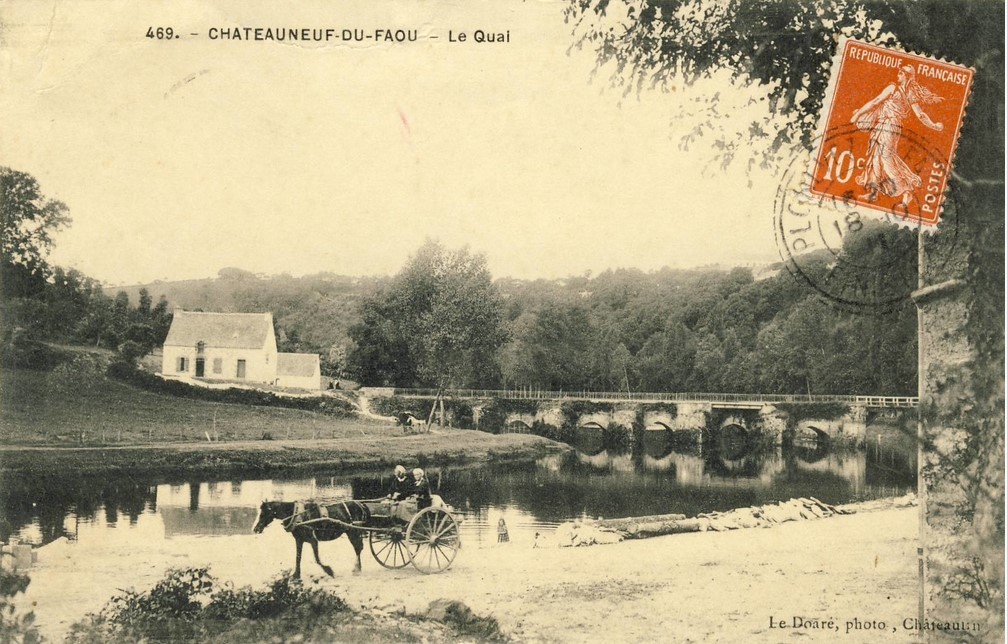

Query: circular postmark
left=774, top=124, right=960, bottom=314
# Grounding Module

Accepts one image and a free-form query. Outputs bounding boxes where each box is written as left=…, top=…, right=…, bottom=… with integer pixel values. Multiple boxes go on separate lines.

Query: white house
left=161, top=311, right=321, bottom=390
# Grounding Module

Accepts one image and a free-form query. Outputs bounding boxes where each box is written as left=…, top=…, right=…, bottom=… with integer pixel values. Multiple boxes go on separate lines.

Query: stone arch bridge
left=371, top=389, right=918, bottom=447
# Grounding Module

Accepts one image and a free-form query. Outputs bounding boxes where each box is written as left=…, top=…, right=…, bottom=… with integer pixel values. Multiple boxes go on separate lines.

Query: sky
left=1, top=0, right=786, bottom=286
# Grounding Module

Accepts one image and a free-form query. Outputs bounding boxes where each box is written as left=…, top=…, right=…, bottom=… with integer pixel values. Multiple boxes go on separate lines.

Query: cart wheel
left=369, top=527, right=412, bottom=569
left=406, top=507, right=460, bottom=574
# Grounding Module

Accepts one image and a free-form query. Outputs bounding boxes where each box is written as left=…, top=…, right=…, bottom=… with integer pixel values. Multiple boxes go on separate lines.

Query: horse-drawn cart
left=253, top=496, right=461, bottom=576
left=361, top=499, right=460, bottom=573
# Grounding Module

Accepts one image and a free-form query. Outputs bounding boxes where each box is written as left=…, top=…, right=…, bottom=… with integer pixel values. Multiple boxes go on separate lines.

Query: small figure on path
left=497, top=518, right=510, bottom=543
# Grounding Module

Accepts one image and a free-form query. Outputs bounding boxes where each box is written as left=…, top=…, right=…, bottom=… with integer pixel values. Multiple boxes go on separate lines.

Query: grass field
left=0, top=367, right=390, bottom=445
left=0, top=365, right=564, bottom=475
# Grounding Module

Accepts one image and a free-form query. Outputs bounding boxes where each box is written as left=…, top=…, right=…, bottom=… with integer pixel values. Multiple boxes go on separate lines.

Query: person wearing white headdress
left=387, top=464, right=413, bottom=501
left=412, top=468, right=432, bottom=509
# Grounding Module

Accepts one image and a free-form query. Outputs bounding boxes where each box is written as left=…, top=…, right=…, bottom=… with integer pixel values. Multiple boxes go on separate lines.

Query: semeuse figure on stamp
left=850, top=65, right=944, bottom=208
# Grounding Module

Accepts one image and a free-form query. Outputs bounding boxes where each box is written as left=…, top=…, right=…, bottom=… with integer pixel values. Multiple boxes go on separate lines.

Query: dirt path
left=355, top=392, right=399, bottom=423
left=22, top=507, right=918, bottom=643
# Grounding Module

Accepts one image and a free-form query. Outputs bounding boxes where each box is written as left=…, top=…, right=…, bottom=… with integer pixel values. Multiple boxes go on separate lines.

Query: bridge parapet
left=390, top=388, right=917, bottom=408
left=386, top=391, right=901, bottom=448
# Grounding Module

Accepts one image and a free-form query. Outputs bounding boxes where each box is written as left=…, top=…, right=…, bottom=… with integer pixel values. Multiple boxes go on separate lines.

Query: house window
left=177, top=357, right=188, bottom=372
left=212, top=358, right=222, bottom=374
left=236, top=359, right=246, bottom=379
left=196, top=341, right=206, bottom=354
left=265, top=353, right=270, bottom=364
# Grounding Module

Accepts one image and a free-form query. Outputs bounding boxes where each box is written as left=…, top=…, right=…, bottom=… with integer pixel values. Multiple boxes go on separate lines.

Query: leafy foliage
left=47, top=353, right=108, bottom=399
left=0, top=335, right=74, bottom=370
left=106, top=361, right=355, bottom=417
left=565, top=0, right=1004, bottom=633
left=1, top=167, right=71, bottom=299
left=498, top=261, right=917, bottom=395
left=67, top=568, right=508, bottom=643
left=68, top=568, right=349, bottom=643
left=564, top=0, right=1002, bottom=174
left=348, top=241, right=507, bottom=388
left=0, top=569, right=41, bottom=644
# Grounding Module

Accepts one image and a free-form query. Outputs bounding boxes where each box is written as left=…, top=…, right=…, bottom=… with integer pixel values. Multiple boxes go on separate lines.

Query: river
left=1, top=432, right=915, bottom=551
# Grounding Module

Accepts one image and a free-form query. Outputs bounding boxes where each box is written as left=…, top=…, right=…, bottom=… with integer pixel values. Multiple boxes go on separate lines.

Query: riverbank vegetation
left=0, top=567, right=507, bottom=643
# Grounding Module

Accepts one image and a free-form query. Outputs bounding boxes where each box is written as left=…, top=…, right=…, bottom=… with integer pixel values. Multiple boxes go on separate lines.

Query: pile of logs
left=552, top=494, right=917, bottom=547
left=698, top=497, right=851, bottom=532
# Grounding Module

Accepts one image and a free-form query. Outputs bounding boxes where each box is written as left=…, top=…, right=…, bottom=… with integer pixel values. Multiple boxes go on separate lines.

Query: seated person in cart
left=386, top=465, right=414, bottom=501
left=411, top=468, right=433, bottom=510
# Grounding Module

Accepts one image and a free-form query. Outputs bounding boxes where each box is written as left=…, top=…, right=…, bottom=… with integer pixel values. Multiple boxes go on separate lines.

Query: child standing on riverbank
left=497, top=518, right=509, bottom=543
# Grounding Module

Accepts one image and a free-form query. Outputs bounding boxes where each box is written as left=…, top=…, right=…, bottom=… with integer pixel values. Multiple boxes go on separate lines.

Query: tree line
left=2, top=166, right=918, bottom=396
left=346, top=238, right=918, bottom=396
left=1, top=167, right=171, bottom=363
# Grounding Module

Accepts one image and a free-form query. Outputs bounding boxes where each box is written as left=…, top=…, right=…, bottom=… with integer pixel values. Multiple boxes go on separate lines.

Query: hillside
left=108, top=245, right=917, bottom=396
left=117, top=269, right=390, bottom=361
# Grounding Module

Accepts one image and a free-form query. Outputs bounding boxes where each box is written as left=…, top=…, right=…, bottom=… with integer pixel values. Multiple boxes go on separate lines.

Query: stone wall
left=917, top=192, right=1004, bottom=641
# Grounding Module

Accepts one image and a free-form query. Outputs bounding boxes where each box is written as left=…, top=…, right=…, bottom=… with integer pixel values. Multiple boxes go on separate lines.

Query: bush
left=68, top=568, right=349, bottom=643
left=65, top=568, right=510, bottom=643
left=102, top=567, right=214, bottom=624
left=106, top=362, right=356, bottom=418
left=602, top=422, right=632, bottom=453
left=203, top=574, right=347, bottom=621
left=370, top=396, right=476, bottom=428
left=0, top=336, right=71, bottom=370
left=452, top=400, right=474, bottom=427
left=427, top=599, right=509, bottom=642
left=0, top=569, right=41, bottom=644
left=474, top=399, right=539, bottom=434
left=47, top=353, right=108, bottom=421
left=775, top=402, right=850, bottom=422
left=116, top=340, right=147, bottom=365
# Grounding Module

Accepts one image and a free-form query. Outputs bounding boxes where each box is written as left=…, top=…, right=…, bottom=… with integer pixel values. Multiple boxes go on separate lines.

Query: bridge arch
left=574, top=422, right=606, bottom=455
left=791, top=425, right=830, bottom=463
left=711, top=418, right=751, bottom=461
left=796, top=425, right=831, bottom=442
left=642, top=425, right=674, bottom=459
left=505, top=419, right=532, bottom=434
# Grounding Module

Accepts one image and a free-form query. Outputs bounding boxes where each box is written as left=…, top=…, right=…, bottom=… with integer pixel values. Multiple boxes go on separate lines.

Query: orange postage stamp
left=810, top=38, right=974, bottom=227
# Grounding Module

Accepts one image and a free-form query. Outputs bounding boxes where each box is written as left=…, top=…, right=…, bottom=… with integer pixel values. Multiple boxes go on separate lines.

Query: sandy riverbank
left=20, top=504, right=918, bottom=643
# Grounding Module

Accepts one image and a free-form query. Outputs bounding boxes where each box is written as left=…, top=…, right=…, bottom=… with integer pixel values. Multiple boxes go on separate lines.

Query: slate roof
left=164, top=311, right=273, bottom=349
left=277, top=353, right=319, bottom=378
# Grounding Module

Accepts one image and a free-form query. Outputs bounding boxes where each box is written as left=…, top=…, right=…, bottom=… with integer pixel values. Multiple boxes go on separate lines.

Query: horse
left=253, top=499, right=370, bottom=579
left=395, top=412, right=428, bottom=432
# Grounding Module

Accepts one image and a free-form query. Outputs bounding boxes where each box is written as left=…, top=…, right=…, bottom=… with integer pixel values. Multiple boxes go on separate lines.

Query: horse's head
left=253, top=500, right=283, bottom=534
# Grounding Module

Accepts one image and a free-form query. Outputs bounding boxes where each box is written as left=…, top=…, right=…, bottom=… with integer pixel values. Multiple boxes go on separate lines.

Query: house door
left=195, top=358, right=205, bottom=377
left=236, top=359, right=246, bottom=379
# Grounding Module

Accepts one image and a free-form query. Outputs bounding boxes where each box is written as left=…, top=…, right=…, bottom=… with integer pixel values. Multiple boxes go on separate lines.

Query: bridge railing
left=386, top=388, right=919, bottom=407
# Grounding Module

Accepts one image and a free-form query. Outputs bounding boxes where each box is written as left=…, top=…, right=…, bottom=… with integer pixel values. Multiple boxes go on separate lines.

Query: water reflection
left=1, top=430, right=915, bottom=550
left=566, top=429, right=891, bottom=504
